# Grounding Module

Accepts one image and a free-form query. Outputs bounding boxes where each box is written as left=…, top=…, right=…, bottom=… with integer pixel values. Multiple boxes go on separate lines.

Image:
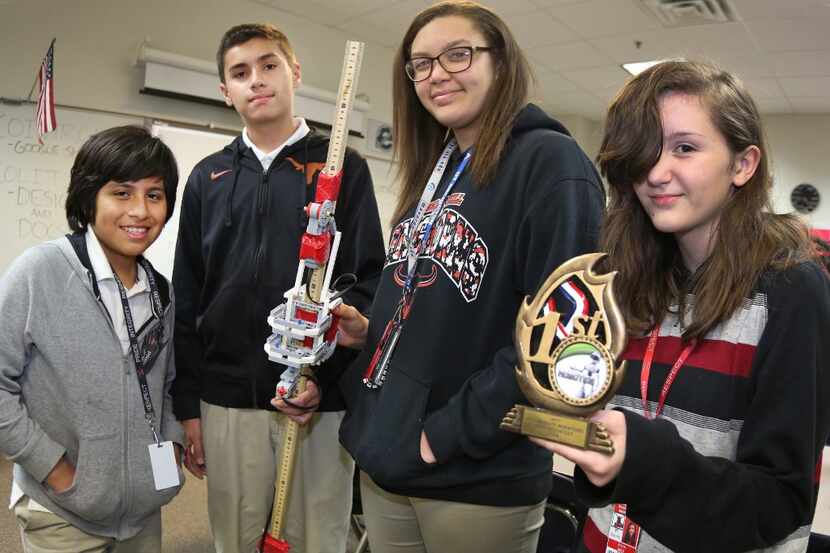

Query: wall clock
left=791, top=183, right=820, bottom=214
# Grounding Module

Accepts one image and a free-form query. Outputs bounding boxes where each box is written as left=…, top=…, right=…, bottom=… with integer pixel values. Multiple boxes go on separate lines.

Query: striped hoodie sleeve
left=575, top=262, right=830, bottom=553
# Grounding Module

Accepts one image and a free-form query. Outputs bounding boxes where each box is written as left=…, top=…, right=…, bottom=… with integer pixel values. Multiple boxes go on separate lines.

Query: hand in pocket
left=45, top=455, right=76, bottom=493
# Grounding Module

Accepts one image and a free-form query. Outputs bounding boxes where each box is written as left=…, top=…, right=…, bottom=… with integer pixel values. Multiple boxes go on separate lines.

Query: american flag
left=35, top=40, right=57, bottom=144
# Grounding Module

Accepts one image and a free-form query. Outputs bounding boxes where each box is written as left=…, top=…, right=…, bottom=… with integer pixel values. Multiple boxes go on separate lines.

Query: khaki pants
left=359, top=472, right=545, bottom=553
left=14, top=496, right=161, bottom=553
left=200, top=401, right=354, bottom=553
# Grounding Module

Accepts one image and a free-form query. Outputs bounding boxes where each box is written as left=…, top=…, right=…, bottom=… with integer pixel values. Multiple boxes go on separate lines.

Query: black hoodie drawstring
left=225, top=145, right=248, bottom=227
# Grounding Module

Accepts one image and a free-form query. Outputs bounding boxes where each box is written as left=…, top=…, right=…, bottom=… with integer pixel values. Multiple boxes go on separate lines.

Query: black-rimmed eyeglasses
left=405, top=46, right=494, bottom=82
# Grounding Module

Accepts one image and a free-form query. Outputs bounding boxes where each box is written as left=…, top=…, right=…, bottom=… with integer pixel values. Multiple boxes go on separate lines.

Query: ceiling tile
left=591, top=23, right=757, bottom=64
left=790, top=96, right=830, bottom=113
left=504, top=10, right=581, bottom=49
left=779, top=77, right=830, bottom=97
left=533, top=67, right=580, bottom=94
left=531, top=0, right=592, bottom=7
left=713, top=53, right=775, bottom=79
left=663, top=24, right=757, bottom=55
left=359, top=1, right=430, bottom=36
left=340, top=0, right=411, bottom=11
left=754, top=96, right=793, bottom=114
left=543, top=89, right=607, bottom=118
left=596, top=85, right=623, bottom=104
left=547, top=0, right=662, bottom=39
left=769, top=50, right=830, bottom=77
left=335, top=18, right=406, bottom=48
left=732, top=0, right=830, bottom=21
left=747, top=17, right=830, bottom=52
left=477, top=0, right=540, bottom=16
left=530, top=40, right=612, bottom=71
left=561, top=65, right=630, bottom=90
left=742, top=77, right=786, bottom=99
left=251, top=0, right=357, bottom=25
left=589, top=33, right=669, bottom=64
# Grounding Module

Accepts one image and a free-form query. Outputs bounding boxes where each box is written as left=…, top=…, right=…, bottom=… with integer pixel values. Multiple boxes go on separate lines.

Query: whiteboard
left=144, top=124, right=234, bottom=280
left=0, top=102, right=140, bottom=273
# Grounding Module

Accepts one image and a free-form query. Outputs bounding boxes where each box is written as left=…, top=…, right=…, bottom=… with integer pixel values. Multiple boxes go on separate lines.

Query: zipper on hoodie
left=251, top=154, right=286, bottom=406
left=247, top=137, right=313, bottom=406
left=86, top=267, right=152, bottom=530
left=252, top=156, right=286, bottom=284
left=120, top=356, right=131, bottom=534
left=253, top=170, right=267, bottom=284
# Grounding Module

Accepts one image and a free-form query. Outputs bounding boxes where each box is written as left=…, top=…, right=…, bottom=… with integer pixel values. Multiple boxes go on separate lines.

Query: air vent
left=640, top=0, right=737, bottom=27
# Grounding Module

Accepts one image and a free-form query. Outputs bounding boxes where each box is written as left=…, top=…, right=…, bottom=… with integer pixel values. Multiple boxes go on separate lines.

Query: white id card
left=148, top=441, right=180, bottom=491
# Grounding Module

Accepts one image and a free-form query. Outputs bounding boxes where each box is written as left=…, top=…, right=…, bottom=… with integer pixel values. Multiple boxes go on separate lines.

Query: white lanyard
left=404, top=139, right=468, bottom=283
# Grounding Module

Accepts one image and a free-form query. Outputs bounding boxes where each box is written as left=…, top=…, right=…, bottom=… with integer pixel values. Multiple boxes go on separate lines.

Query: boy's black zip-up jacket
left=171, top=130, right=385, bottom=420
left=339, top=104, right=605, bottom=507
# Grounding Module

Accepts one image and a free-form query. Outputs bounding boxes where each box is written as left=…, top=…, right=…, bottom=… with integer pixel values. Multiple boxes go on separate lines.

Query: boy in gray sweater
left=0, top=126, right=185, bottom=552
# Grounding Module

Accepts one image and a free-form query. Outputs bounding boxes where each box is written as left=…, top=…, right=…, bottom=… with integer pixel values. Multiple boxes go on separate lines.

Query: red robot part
left=315, top=171, right=341, bottom=203
left=294, top=308, right=318, bottom=323
left=261, top=533, right=291, bottom=553
left=299, top=233, right=331, bottom=266
left=325, top=314, right=340, bottom=343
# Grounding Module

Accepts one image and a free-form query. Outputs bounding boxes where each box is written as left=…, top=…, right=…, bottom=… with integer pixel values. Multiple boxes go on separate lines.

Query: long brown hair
left=391, top=0, right=532, bottom=224
left=598, top=61, right=812, bottom=341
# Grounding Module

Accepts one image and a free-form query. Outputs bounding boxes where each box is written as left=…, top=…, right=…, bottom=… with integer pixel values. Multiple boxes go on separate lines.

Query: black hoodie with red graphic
left=339, top=104, right=605, bottom=507
left=171, top=130, right=385, bottom=420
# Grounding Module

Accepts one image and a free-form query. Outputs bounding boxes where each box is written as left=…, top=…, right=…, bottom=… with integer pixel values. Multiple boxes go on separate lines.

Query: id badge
left=606, top=503, right=641, bottom=553
left=148, top=441, right=180, bottom=491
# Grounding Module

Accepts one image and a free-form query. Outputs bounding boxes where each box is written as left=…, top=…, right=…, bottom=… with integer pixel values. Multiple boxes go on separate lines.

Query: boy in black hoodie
left=171, top=23, right=384, bottom=553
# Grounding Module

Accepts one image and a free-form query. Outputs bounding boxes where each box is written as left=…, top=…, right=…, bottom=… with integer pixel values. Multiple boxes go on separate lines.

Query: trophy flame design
left=501, top=253, right=627, bottom=454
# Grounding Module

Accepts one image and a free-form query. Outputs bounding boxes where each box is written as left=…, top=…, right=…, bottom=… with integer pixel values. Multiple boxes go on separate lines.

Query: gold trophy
left=501, top=253, right=626, bottom=454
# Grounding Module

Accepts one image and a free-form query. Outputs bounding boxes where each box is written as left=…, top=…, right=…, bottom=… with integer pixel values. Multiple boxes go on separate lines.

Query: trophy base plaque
left=501, top=405, right=614, bottom=454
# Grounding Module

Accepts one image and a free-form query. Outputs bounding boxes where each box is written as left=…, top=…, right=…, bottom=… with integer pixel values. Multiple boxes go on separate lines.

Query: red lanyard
left=640, top=327, right=696, bottom=420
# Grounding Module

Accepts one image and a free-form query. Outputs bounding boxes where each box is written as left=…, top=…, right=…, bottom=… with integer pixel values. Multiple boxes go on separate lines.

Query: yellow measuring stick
left=262, top=39, right=364, bottom=553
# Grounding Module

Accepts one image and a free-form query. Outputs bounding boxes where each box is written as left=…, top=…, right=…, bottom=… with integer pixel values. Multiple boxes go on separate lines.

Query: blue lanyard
left=404, top=147, right=472, bottom=292
left=363, top=145, right=472, bottom=389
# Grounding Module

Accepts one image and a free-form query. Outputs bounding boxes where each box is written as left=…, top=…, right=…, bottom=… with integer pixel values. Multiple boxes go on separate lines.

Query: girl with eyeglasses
left=326, top=1, right=604, bottom=551
left=532, top=61, right=830, bottom=552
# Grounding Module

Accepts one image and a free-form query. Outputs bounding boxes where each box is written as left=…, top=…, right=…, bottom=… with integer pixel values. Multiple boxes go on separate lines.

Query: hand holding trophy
left=501, top=253, right=626, bottom=455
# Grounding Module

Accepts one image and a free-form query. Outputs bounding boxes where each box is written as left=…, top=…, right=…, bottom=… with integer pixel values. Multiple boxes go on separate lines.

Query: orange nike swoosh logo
left=210, top=169, right=232, bottom=181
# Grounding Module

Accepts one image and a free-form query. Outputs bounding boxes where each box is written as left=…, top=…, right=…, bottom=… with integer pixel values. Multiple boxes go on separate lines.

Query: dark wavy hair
left=65, top=125, right=178, bottom=232
left=391, top=0, right=533, bottom=224
left=598, top=60, right=812, bottom=341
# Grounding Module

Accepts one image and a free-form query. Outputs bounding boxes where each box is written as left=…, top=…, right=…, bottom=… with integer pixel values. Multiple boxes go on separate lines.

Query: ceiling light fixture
left=622, top=60, right=668, bottom=76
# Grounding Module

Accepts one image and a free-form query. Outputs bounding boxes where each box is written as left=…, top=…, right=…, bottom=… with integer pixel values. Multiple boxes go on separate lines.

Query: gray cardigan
left=0, top=235, right=184, bottom=539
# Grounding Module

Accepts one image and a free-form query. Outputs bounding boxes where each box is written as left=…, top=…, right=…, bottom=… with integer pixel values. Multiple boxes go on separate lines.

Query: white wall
left=555, top=113, right=603, bottom=160
left=764, top=114, right=830, bottom=228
